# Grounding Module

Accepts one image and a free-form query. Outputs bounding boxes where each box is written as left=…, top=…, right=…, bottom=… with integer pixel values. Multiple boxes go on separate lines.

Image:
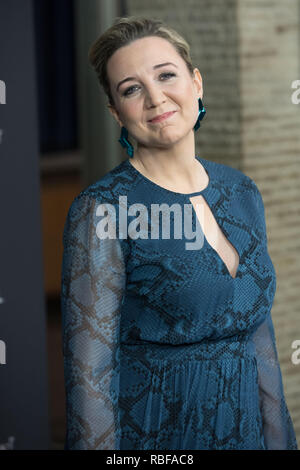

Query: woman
left=61, top=16, right=298, bottom=450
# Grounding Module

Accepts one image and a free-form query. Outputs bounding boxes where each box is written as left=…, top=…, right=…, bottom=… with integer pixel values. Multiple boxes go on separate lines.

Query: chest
left=189, top=194, right=240, bottom=278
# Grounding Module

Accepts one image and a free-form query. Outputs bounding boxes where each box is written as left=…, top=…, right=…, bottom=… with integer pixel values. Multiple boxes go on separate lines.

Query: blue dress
left=61, top=155, right=298, bottom=450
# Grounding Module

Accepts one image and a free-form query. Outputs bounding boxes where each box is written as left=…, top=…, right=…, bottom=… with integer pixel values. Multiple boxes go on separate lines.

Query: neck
left=129, top=130, right=207, bottom=194
left=133, top=130, right=197, bottom=184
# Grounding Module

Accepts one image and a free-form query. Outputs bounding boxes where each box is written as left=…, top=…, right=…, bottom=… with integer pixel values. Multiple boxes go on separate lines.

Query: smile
left=148, top=111, right=177, bottom=123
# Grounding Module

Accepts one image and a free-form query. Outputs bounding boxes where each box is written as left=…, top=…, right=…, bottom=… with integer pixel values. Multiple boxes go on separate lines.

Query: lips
left=149, top=111, right=176, bottom=123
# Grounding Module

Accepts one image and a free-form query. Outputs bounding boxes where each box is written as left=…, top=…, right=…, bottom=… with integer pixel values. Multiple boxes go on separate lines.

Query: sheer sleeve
left=251, top=313, right=298, bottom=449
left=61, top=193, right=126, bottom=450
left=250, top=179, right=298, bottom=450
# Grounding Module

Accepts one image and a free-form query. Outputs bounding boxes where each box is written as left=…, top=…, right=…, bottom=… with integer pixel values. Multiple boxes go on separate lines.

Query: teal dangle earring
left=118, top=126, right=134, bottom=158
left=193, top=97, right=206, bottom=131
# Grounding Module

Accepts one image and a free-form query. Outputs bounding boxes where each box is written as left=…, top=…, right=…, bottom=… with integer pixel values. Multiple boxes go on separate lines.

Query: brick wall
left=238, top=0, right=300, bottom=441
left=127, top=0, right=300, bottom=445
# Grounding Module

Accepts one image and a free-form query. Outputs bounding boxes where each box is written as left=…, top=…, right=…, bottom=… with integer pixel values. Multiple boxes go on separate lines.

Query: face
left=106, top=36, right=203, bottom=150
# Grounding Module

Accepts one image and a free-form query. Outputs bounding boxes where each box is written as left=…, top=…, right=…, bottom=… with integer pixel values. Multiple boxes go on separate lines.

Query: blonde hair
left=88, top=16, right=195, bottom=107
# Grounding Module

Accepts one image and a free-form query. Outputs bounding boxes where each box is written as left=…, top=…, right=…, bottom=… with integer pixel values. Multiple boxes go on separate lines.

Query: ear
left=193, top=68, right=203, bottom=100
left=107, top=104, right=123, bottom=128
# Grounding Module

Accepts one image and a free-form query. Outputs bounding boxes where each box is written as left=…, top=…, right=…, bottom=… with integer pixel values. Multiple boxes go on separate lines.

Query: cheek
left=123, top=100, right=142, bottom=121
left=173, top=84, right=195, bottom=107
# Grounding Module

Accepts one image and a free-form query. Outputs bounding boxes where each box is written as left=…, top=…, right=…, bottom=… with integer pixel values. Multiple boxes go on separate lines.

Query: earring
left=193, top=97, right=206, bottom=131
left=118, top=126, right=134, bottom=158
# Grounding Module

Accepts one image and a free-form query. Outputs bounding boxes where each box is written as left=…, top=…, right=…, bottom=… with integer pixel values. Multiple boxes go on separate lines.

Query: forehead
left=107, top=36, right=184, bottom=78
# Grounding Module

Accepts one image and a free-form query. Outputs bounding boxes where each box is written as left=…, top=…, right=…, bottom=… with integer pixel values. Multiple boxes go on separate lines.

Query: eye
left=159, top=72, right=176, bottom=80
left=122, top=72, right=177, bottom=97
left=123, top=84, right=140, bottom=97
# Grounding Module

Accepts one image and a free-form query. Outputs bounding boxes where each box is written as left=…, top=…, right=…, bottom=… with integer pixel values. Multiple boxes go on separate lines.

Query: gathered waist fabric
left=120, top=335, right=256, bottom=365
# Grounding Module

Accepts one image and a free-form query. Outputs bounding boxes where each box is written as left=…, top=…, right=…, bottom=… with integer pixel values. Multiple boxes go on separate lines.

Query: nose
left=144, top=84, right=166, bottom=108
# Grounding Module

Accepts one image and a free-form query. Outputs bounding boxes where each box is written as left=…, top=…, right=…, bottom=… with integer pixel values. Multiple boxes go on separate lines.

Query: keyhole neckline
left=126, top=155, right=211, bottom=197
left=126, top=155, right=241, bottom=280
left=189, top=196, right=241, bottom=280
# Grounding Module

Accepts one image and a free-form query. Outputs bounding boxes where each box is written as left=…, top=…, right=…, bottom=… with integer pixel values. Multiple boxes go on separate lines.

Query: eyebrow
left=116, top=62, right=178, bottom=92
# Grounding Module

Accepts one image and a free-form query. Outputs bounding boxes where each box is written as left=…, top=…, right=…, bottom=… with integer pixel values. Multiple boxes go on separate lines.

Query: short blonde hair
left=88, top=16, right=195, bottom=107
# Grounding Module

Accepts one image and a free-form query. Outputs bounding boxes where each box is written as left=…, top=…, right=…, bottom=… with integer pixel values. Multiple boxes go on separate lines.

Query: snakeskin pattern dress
left=61, top=156, right=298, bottom=450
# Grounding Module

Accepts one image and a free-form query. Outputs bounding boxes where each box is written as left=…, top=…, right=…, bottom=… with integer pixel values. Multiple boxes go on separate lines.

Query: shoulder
left=205, top=157, right=262, bottom=197
left=212, top=160, right=267, bottom=234
left=67, top=159, right=134, bottom=214
left=203, top=157, right=266, bottom=224
left=63, top=160, right=134, bottom=243
left=78, top=159, right=132, bottom=202
left=201, top=157, right=248, bottom=188
left=205, top=159, right=268, bottom=241
left=233, top=171, right=264, bottom=209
